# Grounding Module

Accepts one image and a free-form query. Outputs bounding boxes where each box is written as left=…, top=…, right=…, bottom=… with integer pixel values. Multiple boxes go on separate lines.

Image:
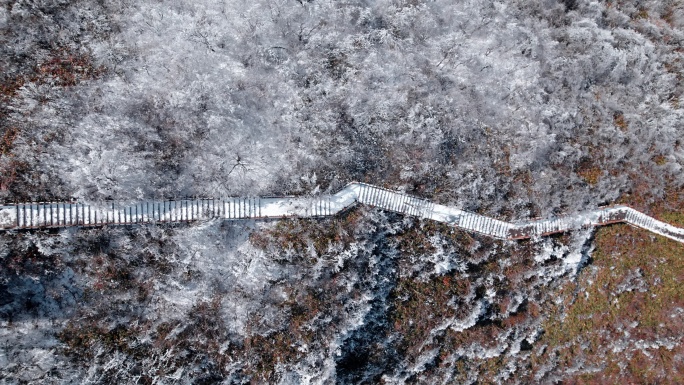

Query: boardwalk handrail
left=1, top=182, right=682, bottom=244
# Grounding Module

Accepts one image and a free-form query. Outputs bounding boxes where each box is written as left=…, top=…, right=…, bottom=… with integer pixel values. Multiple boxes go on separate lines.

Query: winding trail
left=1, top=182, right=683, bottom=243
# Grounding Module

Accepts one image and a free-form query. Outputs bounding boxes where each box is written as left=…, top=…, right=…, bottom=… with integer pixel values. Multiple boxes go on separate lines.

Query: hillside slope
left=1, top=0, right=684, bottom=383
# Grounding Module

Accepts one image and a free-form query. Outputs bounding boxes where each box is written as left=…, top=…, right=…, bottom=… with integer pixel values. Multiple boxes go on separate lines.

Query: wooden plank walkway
left=1, top=183, right=683, bottom=244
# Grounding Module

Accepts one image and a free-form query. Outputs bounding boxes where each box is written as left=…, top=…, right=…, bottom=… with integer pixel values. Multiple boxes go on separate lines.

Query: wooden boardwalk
left=1, top=182, right=682, bottom=244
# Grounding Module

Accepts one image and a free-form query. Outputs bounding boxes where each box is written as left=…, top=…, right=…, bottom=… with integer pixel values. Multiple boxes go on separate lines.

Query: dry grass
left=652, top=154, right=668, bottom=166
left=533, top=220, right=684, bottom=383
left=613, top=112, right=628, bottom=132
left=575, top=157, right=602, bottom=185
left=0, top=127, right=18, bottom=156
left=35, top=51, right=106, bottom=87
left=634, top=8, right=650, bottom=20
left=250, top=208, right=365, bottom=260
left=390, top=274, right=471, bottom=356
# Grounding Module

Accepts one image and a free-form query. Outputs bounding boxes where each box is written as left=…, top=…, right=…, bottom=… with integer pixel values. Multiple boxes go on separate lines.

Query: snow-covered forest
left=1, top=0, right=684, bottom=383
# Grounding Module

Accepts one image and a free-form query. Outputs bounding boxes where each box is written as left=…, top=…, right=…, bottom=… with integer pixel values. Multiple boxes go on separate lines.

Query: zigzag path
left=1, top=182, right=683, bottom=244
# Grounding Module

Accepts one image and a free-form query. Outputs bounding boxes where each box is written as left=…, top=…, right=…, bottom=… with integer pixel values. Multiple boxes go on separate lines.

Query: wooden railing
left=1, top=182, right=682, bottom=244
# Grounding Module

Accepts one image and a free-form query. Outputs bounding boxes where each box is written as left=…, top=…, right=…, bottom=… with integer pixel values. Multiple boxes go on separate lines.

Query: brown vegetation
left=533, top=218, right=684, bottom=383
left=613, top=112, right=628, bottom=132
left=0, top=48, right=106, bottom=197
left=390, top=274, right=472, bottom=358
left=250, top=209, right=365, bottom=260
left=575, top=157, right=602, bottom=185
